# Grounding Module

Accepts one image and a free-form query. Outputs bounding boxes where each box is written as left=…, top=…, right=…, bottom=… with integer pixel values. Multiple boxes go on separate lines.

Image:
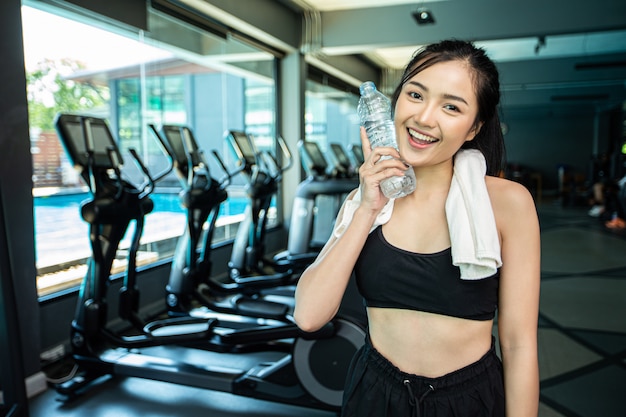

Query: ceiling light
left=412, top=8, right=435, bottom=25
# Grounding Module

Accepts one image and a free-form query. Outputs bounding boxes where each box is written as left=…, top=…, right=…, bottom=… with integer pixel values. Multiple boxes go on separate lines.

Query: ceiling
left=169, top=0, right=626, bottom=115
left=282, top=0, right=626, bottom=114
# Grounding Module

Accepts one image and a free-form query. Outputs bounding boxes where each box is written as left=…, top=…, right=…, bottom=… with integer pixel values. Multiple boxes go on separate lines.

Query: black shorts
left=341, top=336, right=505, bottom=417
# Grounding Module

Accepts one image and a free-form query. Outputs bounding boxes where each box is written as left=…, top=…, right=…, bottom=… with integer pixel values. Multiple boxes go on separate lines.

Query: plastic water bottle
left=357, top=81, right=416, bottom=199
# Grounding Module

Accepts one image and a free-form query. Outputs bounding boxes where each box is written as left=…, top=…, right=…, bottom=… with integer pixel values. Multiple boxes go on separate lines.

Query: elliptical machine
left=329, top=142, right=360, bottom=179
left=225, top=130, right=298, bottom=279
left=158, top=124, right=296, bottom=321
left=54, top=114, right=366, bottom=411
left=274, top=140, right=358, bottom=271
left=349, top=142, right=364, bottom=168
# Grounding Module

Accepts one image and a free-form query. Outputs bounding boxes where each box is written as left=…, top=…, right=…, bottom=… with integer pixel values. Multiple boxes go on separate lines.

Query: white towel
left=332, top=149, right=501, bottom=280
left=332, top=187, right=394, bottom=238
left=445, top=149, right=502, bottom=279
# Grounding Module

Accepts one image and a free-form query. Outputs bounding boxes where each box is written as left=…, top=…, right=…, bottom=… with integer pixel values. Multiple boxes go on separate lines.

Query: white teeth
left=409, top=129, right=437, bottom=142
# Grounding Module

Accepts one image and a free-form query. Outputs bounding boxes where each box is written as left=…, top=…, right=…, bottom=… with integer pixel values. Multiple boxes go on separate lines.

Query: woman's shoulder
left=485, top=175, right=537, bottom=218
left=485, top=176, right=539, bottom=247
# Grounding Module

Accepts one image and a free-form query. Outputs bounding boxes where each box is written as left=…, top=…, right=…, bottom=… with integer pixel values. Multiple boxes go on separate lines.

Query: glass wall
left=304, top=79, right=361, bottom=171
left=22, top=4, right=277, bottom=296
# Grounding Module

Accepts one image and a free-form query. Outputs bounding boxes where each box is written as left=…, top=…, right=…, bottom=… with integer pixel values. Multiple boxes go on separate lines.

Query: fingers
left=358, top=161, right=407, bottom=210
left=360, top=126, right=372, bottom=159
left=360, top=127, right=401, bottom=164
left=359, top=157, right=408, bottom=180
left=358, top=139, right=409, bottom=187
left=357, top=126, right=410, bottom=208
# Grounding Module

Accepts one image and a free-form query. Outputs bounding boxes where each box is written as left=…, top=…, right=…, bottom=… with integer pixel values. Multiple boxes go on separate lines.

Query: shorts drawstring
left=403, top=379, right=435, bottom=417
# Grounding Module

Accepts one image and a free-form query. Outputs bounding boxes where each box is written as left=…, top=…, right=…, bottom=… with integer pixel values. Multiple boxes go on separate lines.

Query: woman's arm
left=294, top=128, right=408, bottom=332
left=490, top=177, right=541, bottom=417
left=293, top=195, right=376, bottom=331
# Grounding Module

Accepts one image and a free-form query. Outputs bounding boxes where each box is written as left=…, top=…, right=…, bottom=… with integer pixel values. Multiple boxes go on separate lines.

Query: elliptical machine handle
left=106, top=147, right=125, bottom=200
left=277, top=136, right=293, bottom=172
left=128, top=148, right=156, bottom=198
left=256, top=136, right=293, bottom=181
left=147, top=124, right=175, bottom=182
left=211, top=149, right=244, bottom=189
left=259, top=151, right=281, bottom=182
left=79, top=117, right=98, bottom=194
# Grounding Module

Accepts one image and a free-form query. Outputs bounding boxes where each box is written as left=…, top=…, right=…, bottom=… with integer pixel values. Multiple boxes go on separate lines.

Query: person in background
left=603, top=174, right=626, bottom=230
left=294, top=40, right=540, bottom=416
left=587, top=152, right=611, bottom=217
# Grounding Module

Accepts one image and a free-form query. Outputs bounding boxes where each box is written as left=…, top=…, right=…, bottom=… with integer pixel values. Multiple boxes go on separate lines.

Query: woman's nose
left=415, top=104, right=436, bottom=127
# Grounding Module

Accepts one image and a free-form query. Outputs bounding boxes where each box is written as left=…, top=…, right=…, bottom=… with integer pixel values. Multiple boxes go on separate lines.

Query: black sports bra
left=354, top=226, right=499, bottom=321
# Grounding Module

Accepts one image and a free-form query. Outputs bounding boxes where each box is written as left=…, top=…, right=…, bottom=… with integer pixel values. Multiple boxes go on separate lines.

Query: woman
left=294, top=40, right=540, bottom=416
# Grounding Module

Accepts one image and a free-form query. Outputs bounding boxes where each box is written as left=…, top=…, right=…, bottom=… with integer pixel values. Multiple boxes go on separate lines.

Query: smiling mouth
left=408, top=128, right=438, bottom=145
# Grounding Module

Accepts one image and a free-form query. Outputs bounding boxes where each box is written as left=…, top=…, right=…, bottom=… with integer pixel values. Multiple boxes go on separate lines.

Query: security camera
left=412, top=8, right=435, bottom=25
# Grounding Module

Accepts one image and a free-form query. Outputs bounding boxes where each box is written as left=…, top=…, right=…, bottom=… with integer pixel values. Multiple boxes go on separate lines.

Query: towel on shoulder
left=332, top=149, right=501, bottom=280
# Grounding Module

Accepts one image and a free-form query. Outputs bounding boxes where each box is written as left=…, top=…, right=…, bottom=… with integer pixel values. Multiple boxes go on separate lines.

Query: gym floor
left=28, top=201, right=626, bottom=417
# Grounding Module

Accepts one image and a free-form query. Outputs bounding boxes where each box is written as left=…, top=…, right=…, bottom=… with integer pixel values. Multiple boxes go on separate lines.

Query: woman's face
left=394, top=59, right=481, bottom=168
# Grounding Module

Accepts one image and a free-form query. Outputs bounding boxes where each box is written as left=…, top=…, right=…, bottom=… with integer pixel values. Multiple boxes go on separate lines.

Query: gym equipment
left=274, top=140, right=358, bottom=270
left=53, top=114, right=366, bottom=411
left=156, top=124, right=295, bottom=320
left=225, top=130, right=298, bottom=280
left=349, top=142, right=364, bottom=167
left=329, top=142, right=358, bottom=179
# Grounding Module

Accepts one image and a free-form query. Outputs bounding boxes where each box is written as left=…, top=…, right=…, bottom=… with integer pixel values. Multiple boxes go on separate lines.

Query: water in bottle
left=358, top=81, right=416, bottom=199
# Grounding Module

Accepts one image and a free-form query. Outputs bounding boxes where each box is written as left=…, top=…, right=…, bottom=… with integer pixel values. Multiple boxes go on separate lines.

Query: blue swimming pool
left=33, top=191, right=249, bottom=217
left=33, top=190, right=254, bottom=271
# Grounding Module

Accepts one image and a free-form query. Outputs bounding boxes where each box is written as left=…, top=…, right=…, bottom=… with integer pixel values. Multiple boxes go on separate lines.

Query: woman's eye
left=444, top=104, right=459, bottom=112
left=409, top=91, right=422, bottom=100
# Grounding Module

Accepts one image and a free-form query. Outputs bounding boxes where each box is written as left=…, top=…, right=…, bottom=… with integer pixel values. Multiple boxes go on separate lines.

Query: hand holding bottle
left=357, top=81, right=416, bottom=199
left=357, top=126, right=408, bottom=215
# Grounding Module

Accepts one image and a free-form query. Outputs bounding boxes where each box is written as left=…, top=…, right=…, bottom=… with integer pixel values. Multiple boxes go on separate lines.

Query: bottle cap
left=359, top=81, right=376, bottom=96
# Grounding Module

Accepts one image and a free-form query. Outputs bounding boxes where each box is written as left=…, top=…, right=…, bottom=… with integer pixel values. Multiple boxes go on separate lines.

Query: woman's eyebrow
left=443, top=93, right=469, bottom=106
left=406, top=81, right=469, bottom=105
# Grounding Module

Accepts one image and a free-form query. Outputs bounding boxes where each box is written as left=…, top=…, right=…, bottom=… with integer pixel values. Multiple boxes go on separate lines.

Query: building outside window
left=305, top=79, right=361, bottom=170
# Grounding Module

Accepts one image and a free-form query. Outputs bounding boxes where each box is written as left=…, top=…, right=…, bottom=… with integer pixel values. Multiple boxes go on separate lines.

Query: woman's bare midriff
left=367, top=307, right=495, bottom=378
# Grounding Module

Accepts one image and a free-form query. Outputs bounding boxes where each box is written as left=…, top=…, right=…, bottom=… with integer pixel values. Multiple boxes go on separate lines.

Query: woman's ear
left=465, top=121, right=483, bottom=142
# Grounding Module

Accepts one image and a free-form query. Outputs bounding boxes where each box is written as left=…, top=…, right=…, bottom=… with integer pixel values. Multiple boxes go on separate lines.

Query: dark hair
left=391, top=39, right=505, bottom=176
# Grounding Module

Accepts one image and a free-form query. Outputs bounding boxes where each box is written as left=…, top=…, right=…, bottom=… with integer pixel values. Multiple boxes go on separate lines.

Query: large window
left=23, top=4, right=277, bottom=296
left=305, top=79, right=360, bottom=169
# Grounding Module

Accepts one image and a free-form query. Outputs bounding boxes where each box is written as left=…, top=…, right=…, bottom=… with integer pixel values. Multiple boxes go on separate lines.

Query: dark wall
left=502, top=107, right=615, bottom=192
left=0, top=0, right=42, bottom=379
